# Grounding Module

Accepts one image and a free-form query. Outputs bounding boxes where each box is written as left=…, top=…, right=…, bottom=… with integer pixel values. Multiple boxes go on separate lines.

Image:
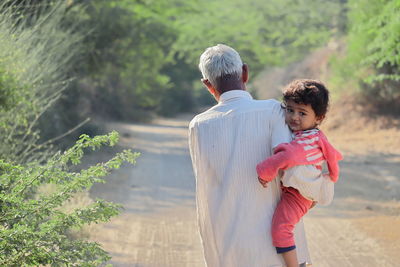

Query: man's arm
left=257, top=102, right=291, bottom=188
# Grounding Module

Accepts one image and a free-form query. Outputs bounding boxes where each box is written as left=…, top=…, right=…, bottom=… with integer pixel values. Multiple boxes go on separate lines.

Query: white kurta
left=189, top=90, right=311, bottom=267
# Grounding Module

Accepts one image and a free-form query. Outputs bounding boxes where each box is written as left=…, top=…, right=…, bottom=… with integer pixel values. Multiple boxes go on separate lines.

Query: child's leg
left=282, top=249, right=298, bottom=267
left=271, top=186, right=313, bottom=267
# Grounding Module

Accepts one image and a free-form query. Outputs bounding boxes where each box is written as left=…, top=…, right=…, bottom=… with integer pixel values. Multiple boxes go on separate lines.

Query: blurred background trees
left=56, top=0, right=344, bottom=138
left=2, top=0, right=397, bottom=147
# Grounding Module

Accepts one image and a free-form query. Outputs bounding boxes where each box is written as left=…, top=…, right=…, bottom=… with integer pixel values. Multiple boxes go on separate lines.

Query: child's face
left=284, top=100, right=323, bottom=131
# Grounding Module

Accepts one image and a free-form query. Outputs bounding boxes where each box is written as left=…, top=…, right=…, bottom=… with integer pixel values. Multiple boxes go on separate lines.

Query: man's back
left=189, top=90, right=310, bottom=267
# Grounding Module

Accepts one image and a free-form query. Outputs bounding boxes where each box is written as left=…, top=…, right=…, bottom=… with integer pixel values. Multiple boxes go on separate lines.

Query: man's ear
left=202, top=78, right=213, bottom=90
left=242, top=63, right=249, bottom=83
left=202, top=78, right=218, bottom=99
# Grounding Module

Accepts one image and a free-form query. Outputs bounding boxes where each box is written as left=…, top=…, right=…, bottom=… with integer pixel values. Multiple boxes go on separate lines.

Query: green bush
left=330, top=0, right=400, bottom=111
left=66, top=0, right=176, bottom=121
left=0, top=131, right=139, bottom=266
left=0, top=0, right=83, bottom=163
left=0, top=2, right=140, bottom=265
left=0, top=66, right=20, bottom=111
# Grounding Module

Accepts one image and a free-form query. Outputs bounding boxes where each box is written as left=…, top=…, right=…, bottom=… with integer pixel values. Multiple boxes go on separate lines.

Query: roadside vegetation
left=0, top=1, right=138, bottom=265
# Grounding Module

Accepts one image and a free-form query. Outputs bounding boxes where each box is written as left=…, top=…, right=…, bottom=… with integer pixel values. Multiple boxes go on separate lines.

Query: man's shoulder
left=189, top=106, right=218, bottom=129
left=190, top=99, right=282, bottom=127
left=251, top=98, right=281, bottom=109
left=247, top=98, right=285, bottom=119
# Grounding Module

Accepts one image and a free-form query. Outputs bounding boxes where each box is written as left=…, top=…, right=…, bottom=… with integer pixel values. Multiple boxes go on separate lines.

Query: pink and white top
left=257, top=129, right=343, bottom=205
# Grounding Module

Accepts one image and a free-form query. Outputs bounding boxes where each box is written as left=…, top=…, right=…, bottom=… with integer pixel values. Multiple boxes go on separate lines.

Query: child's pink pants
left=271, top=185, right=313, bottom=253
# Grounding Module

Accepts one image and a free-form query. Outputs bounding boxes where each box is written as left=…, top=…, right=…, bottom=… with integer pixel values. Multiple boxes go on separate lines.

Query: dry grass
left=322, top=96, right=400, bottom=156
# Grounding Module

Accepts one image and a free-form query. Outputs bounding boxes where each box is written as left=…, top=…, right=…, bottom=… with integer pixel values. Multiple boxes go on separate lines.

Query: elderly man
left=188, top=44, right=312, bottom=267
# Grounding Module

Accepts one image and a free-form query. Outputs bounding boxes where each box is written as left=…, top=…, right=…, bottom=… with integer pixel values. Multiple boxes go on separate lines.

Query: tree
left=331, top=0, right=400, bottom=112
left=60, top=0, right=343, bottom=120
left=0, top=132, right=139, bottom=266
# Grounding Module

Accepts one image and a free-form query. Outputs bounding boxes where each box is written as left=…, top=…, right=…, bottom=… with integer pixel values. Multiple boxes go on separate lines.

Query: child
left=256, top=79, right=343, bottom=267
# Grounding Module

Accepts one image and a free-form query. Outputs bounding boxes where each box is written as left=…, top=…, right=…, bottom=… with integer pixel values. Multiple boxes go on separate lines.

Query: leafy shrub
left=0, top=1, right=82, bottom=163
left=0, top=131, right=139, bottom=266
left=0, top=2, right=140, bottom=265
left=66, top=0, right=176, bottom=121
left=330, top=0, right=400, bottom=112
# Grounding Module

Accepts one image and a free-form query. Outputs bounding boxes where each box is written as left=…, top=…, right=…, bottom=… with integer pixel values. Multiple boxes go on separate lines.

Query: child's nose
left=291, top=112, right=300, bottom=120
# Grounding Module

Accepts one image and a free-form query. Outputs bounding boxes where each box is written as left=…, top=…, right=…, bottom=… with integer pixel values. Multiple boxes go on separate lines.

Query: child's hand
left=258, top=176, right=269, bottom=188
left=310, top=201, right=317, bottom=209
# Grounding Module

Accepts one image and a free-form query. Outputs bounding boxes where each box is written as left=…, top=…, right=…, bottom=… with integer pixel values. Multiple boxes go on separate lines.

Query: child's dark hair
left=283, top=79, right=329, bottom=118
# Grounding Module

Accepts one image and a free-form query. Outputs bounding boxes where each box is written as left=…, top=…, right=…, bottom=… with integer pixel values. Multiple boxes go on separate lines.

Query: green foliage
left=0, top=66, right=20, bottom=111
left=349, top=0, right=400, bottom=73
left=0, top=0, right=347, bottom=152
left=330, top=0, right=400, bottom=109
left=172, top=0, right=341, bottom=73
left=0, top=3, right=140, bottom=265
left=0, top=0, right=83, bottom=163
left=0, top=132, right=139, bottom=266
left=58, top=0, right=342, bottom=121
left=65, top=0, right=179, bottom=120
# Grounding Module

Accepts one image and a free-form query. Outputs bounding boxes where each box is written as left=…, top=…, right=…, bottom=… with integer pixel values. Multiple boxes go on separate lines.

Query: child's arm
left=256, top=138, right=324, bottom=183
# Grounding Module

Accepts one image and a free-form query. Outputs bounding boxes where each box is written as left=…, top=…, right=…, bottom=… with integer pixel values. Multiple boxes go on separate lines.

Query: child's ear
left=316, top=115, right=325, bottom=125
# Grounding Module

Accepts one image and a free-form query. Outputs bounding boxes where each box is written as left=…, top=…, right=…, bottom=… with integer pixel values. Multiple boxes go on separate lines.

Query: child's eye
left=286, top=108, right=294, bottom=113
left=300, top=112, right=307, bottom=116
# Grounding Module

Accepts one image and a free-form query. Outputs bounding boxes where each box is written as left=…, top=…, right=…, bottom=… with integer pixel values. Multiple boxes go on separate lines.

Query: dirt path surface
left=88, top=115, right=204, bottom=267
left=88, top=113, right=400, bottom=267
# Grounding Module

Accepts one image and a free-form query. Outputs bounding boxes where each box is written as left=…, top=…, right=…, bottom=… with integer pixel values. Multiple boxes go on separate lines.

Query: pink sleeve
left=256, top=132, right=324, bottom=182
left=317, top=131, right=343, bottom=182
left=256, top=147, right=292, bottom=182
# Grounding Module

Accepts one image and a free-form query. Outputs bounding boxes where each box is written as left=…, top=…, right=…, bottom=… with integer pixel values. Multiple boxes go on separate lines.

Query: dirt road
left=88, top=114, right=400, bottom=266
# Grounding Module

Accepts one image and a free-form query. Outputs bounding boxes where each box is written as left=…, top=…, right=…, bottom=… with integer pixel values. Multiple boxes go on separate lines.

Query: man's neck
left=214, top=87, right=245, bottom=102
left=217, top=83, right=246, bottom=94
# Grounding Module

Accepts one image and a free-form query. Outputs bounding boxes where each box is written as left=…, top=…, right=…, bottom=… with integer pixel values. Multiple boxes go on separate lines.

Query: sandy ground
left=88, top=116, right=204, bottom=267
left=86, top=112, right=400, bottom=267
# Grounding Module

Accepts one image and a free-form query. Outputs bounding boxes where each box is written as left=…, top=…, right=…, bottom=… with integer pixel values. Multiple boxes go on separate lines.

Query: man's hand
left=258, top=176, right=269, bottom=188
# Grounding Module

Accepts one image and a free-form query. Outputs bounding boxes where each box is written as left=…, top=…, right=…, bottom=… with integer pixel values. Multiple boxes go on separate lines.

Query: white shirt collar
left=218, top=90, right=252, bottom=103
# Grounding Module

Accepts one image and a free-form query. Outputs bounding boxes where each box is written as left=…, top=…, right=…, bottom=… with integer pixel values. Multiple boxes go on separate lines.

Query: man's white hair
left=199, top=44, right=243, bottom=87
